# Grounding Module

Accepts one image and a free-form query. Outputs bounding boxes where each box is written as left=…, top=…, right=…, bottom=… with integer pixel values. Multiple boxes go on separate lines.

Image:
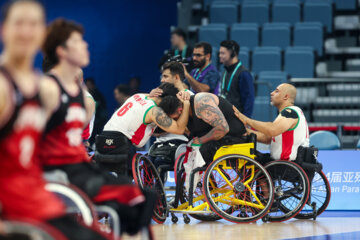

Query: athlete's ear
left=175, top=74, right=181, bottom=82
left=56, top=45, right=66, bottom=59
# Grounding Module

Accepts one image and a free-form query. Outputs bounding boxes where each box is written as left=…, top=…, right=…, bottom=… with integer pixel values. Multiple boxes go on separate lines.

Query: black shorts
left=200, top=135, right=247, bottom=164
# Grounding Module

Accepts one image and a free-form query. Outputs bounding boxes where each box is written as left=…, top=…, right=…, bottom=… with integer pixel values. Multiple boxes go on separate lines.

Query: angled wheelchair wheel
left=203, top=154, right=274, bottom=223
left=264, top=160, right=310, bottom=222
left=295, top=170, right=331, bottom=219
left=132, top=153, right=168, bottom=224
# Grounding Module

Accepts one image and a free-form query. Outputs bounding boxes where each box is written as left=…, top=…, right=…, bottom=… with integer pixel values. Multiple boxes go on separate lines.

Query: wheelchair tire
left=203, top=154, right=274, bottom=223
left=264, top=160, right=310, bottom=222
left=295, top=170, right=331, bottom=219
left=132, top=153, right=168, bottom=224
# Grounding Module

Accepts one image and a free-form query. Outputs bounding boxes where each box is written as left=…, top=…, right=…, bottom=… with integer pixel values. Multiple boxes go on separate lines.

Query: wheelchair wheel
left=264, top=160, right=310, bottom=222
left=203, top=154, right=274, bottom=223
left=295, top=170, right=331, bottom=219
left=132, top=153, right=168, bottom=224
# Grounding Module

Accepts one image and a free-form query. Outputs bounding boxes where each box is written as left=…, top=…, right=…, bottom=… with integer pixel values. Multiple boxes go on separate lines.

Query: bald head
left=280, top=83, right=297, bottom=103
left=270, top=83, right=297, bottom=109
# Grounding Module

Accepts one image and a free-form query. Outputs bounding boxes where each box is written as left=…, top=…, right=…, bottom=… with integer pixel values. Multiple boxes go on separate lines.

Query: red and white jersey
left=270, top=106, right=310, bottom=161
left=104, top=94, right=157, bottom=148
left=0, top=67, right=65, bottom=221
left=40, top=74, right=88, bottom=166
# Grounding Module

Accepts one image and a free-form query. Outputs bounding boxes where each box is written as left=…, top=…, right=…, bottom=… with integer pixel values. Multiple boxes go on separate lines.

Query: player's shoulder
left=280, top=107, right=298, bottom=119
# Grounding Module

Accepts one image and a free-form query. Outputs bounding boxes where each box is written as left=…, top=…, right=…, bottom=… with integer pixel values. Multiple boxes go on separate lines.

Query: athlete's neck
left=1, top=51, right=34, bottom=74
left=148, top=96, right=161, bottom=105
left=175, top=81, right=186, bottom=91
left=278, top=102, right=294, bottom=112
left=51, top=61, right=79, bottom=85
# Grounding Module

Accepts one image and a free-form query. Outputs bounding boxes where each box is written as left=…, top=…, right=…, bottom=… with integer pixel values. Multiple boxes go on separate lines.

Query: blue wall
left=2, top=0, right=177, bottom=114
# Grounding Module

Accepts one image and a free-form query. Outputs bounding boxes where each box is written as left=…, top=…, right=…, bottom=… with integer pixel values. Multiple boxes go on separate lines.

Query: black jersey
left=187, top=95, right=246, bottom=138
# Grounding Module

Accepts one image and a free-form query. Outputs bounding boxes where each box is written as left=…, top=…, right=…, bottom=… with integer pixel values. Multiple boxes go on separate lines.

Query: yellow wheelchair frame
left=169, top=142, right=274, bottom=223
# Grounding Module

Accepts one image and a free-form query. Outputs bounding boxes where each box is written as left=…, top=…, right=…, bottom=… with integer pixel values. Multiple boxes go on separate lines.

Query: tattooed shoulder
left=153, top=107, right=172, bottom=128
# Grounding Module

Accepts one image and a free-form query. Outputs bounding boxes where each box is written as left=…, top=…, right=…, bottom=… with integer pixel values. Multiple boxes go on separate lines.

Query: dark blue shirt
left=186, top=64, right=220, bottom=94
left=237, top=71, right=255, bottom=118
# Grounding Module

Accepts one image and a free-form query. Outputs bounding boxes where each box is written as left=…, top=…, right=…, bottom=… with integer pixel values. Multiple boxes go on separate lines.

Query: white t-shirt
left=270, top=106, right=310, bottom=161
left=104, top=94, right=157, bottom=148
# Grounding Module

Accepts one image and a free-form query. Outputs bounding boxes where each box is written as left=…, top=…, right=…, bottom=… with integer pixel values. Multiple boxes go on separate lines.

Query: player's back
left=104, top=94, right=157, bottom=148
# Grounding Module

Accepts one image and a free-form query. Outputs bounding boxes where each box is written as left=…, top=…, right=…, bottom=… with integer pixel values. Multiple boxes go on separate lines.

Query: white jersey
left=104, top=94, right=157, bottom=148
left=270, top=106, right=309, bottom=161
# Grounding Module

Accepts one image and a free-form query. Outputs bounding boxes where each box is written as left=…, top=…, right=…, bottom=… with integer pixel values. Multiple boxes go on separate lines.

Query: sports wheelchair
left=132, top=135, right=275, bottom=223
left=131, top=135, right=331, bottom=224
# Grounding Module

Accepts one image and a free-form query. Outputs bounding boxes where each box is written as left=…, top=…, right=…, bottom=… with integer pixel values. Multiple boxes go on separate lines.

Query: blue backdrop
left=1, top=0, right=178, bottom=114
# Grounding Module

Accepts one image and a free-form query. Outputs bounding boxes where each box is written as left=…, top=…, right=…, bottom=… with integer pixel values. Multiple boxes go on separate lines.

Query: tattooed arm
left=147, top=95, right=190, bottom=135
left=193, top=93, right=229, bottom=144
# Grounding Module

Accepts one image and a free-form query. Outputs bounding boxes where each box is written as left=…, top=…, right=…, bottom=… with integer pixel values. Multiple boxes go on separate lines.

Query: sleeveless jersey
left=0, top=66, right=65, bottom=221
left=270, top=106, right=310, bottom=161
left=104, top=94, right=157, bottom=148
left=187, top=95, right=246, bottom=138
left=40, top=74, right=88, bottom=165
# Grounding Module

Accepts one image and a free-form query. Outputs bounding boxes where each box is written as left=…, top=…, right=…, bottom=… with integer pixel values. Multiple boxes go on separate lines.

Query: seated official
left=183, top=42, right=220, bottom=94
left=233, top=83, right=310, bottom=164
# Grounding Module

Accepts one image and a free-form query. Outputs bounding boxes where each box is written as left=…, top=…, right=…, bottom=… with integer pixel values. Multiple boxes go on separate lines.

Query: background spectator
left=128, top=76, right=141, bottom=95
left=219, top=40, right=254, bottom=118
left=114, top=84, right=131, bottom=107
left=159, top=28, right=194, bottom=72
left=184, top=42, right=220, bottom=94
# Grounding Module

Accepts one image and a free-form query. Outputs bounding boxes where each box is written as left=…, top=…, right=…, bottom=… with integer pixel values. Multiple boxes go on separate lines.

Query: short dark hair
left=158, top=96, right=181, bottom=116
left=115, top=84, right=130, bottom=96
left=161, top=61, right=185, bottom=81
left=85, top=77, right=95, bottom=85
left=194, top=42, right=212, bottom=58
left=171, top=28, right=186, bottom=41
left=158, top=82, right=179, bottom=98
left=1, top=0, right=44, bottom=23
left=42, top=18, right=84, bottom=71
left=220, top=40, right=240, bottom=57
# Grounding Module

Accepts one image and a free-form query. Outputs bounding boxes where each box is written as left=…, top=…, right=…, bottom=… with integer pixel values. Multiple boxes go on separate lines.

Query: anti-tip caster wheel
left=262, top=214, right=269, bottom=222
left=183, top=214, right=191, bottom=224
left=171, top=216, right=179, bottom=223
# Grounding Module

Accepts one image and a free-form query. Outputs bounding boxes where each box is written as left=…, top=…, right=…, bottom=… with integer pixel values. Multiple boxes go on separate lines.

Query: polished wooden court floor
left=124, top=214, right=360, bottom=240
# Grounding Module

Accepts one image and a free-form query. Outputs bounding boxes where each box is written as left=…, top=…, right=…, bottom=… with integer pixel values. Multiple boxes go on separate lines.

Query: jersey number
left=117, top=102, right=133, bottom=116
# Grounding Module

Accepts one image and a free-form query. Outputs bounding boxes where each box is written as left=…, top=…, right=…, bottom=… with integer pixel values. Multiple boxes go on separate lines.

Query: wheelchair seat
left=94, top=151, right=129, bottom=176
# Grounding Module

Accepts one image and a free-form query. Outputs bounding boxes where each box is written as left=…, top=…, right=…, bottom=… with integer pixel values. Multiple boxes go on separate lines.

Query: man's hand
left=177, top=90, right=190, bottom=103
left=149, top=88, right=163, bottom=98
left=182, top=63, right=190, bottom=78
left=233, top=105, right=248, bottom=126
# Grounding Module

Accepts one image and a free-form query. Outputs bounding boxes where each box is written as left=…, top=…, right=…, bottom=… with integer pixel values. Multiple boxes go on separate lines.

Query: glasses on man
left=192, top=53, right=205, bottom=58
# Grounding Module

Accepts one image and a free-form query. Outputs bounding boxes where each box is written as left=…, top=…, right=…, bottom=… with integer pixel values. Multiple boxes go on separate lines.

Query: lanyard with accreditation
left=220, top=61, right=242, bottom=98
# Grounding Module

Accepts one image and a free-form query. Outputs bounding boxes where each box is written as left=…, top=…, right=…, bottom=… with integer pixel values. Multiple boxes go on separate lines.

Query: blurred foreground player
left=40, top=18, right=155, bottom=235
left=0, top=1, right=109, bottom=239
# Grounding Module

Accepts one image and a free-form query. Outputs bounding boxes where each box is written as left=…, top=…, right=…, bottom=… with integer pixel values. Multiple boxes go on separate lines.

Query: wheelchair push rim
left=132, top=153, right=168, bottom=224
left=203, top=154, right=274, bottom=223
left=264, top=160, right=310, bottom=222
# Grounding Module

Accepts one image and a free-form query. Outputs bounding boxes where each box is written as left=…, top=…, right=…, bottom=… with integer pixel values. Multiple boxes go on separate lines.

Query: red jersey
left=40, top=74, right=89, bottom=166
left=0, top=66, right=65, bottom=221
